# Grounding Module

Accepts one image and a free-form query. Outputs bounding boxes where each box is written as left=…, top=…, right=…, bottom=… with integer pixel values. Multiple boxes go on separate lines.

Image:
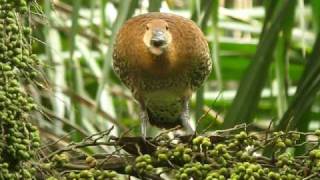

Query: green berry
left=193, top=136, right=204, bottom=145
left=125, top=165, right=133, bottom=174
left=158, top=153, right=168, bottom=161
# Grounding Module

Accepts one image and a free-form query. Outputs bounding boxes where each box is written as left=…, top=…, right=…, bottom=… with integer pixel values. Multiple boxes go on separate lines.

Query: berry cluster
left=125, top=154, right=155, bottom=175
left=46, top=169, right=118, bottom=180
left=125, top=130, right=319, bottom=180
left=64, top=169, right=117, bottom=180
left=0, top=0, right=41, bottom=179
left=43, top=129, right=320, bottom=179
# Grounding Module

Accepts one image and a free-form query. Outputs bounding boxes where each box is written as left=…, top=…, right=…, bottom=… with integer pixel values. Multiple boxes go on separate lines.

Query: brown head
left=114, top=12, right=210, bottom=77
left=143, top=19, right=172, bottom=56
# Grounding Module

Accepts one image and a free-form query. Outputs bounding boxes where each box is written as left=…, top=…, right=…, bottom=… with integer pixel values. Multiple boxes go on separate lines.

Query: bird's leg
left=135, top=94, right=149, bottom=139
left=140, top=109, right=149, bottom=139
left=181, top=98, right=194, bottom=134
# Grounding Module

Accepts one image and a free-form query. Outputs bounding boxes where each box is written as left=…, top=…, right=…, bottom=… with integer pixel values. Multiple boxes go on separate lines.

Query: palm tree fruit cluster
left=130, top=131, right=320, bottom=180
left=44, top=153, right=118, bottom=180
left=42, top=129, right=320, bottom=180
left=0, top=0, right=40, bottom=179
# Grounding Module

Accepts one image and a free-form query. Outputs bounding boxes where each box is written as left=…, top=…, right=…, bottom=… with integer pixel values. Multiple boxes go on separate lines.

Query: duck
left=113, top=12, right=212, bottom=136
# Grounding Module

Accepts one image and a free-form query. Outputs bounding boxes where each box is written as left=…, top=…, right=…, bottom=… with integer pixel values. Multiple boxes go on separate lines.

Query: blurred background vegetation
left=30, top=0, right=320, bottom=146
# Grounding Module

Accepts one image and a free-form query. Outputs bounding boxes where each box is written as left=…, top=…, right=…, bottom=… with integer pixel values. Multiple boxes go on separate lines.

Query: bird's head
left=143, top=19, right=172, bottom=56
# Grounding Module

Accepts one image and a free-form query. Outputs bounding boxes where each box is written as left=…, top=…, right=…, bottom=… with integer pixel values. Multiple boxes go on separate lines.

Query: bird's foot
left=181, top=115, right=195, bottom=135
left=182, top=119, right=195, bottom=135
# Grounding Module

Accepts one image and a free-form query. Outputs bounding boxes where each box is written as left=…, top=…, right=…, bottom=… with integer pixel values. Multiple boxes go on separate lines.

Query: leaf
left=311, top=0, right=320, bottom=32
left=210, top=0, right=223, bottom=91
left=276, top=0, right=320, bottom=131
left=194, top=0, right=214, bottom=120
left=69, top=0, right=87, bottom=141
left=274, top=35, right=288, bottom=118
left=273, top=0, right=296, bottom=120
left=43, top=0, right=65, bottom=134
left=277, top=33, right=320, bottom=131
left=96, top=0, right=138, bottom=100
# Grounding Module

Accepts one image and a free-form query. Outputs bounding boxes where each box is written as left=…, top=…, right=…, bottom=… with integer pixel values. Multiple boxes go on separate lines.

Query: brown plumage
left=113, top=12, right=212, bottom=136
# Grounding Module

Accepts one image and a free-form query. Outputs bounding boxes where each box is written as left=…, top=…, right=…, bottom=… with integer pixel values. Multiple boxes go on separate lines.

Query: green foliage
left=277, top=34, right=320, bottom=131
left=223, top=0, right=297, bottom=128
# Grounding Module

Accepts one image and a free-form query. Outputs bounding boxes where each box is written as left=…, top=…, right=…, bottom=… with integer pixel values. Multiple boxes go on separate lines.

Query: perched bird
left=113, top=12, right=212, bottom=136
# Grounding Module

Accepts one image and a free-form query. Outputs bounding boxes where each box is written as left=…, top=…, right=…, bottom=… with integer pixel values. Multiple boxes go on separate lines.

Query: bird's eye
left=166, top=26, right=169, bottom=30
left=146, top=26, right=149, bottom=30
